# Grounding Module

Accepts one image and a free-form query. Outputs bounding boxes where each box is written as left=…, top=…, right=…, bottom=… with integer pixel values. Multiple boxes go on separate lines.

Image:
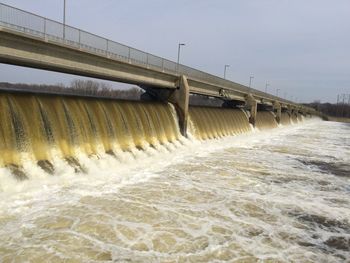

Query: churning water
left=0, top=118, right=349, bottom=262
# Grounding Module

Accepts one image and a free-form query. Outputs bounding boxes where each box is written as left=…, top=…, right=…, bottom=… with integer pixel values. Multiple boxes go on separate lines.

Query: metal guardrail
left=0, top=2, right=294, bottom=105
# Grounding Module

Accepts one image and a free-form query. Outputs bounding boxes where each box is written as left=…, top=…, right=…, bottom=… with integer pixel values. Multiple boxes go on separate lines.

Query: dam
left=1, top=3, right=350, bottom=263
left=0, top=3, right=318, bottom=179
left=0, top=107, right=348, bottom=262
left=0, top=90, right=309, bottom=179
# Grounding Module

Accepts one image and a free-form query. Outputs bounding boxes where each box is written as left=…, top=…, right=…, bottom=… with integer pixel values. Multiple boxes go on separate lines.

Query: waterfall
left=189, top=106, right=251, bottom=140
left=255, top=111, right=278, bottom=130
left=0, top=93, right=180, bottom=176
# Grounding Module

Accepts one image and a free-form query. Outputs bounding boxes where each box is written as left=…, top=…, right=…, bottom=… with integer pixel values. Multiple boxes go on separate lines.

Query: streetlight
left=177, top=43, right=186, bottom=73
left=224, top=65, right=230, bottom=79
left=265, top=82, right=269, bottom=93
left=63, top=0, right=66, bottom=39
left=249, top=76, right=254, bottom=88
left=276, top=88, right=280, bottom=96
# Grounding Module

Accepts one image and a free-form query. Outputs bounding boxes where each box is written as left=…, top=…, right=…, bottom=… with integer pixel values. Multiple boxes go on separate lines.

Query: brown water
left=0, top=120, right=348, bottom=262
left=255, top=111, right=278, bottom=131
left=0, top=93, right=179, bottom=173
left=280, top=112, right=292, bottom=125
left=189, top=106, right=251, bottom=140
left=2, top=93, right=295, bottom=180
left=2, top=93, right=343, bottom=262
left=291, top=113, right=298, bottom=123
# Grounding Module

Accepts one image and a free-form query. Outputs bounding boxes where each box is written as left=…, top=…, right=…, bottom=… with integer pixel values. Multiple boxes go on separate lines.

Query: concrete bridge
left=0, top=3, right=316, bottom=136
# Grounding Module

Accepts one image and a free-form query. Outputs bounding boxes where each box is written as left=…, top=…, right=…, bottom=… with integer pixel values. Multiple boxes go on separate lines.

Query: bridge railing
left=0, top=2, right=292, bottom=105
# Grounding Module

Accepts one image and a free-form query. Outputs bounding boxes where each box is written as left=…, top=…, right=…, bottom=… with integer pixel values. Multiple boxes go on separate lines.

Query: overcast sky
left=1, top=0, right=349, bottom=102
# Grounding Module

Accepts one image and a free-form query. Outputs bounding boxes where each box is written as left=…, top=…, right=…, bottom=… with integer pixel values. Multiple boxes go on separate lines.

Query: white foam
left=1, top=119, right=349, bottom=262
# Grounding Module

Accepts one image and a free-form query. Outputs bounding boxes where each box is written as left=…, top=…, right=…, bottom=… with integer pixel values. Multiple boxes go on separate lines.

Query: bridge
left=0, top=3, right=316, bottom=136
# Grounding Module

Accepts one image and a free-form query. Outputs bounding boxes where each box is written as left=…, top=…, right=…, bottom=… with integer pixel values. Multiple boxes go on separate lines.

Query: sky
left=0, top=0, right=349, bottom=103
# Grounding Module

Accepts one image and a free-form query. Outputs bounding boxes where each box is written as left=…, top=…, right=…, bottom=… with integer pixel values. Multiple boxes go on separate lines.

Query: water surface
left=0, top=121, right=349, bottom=262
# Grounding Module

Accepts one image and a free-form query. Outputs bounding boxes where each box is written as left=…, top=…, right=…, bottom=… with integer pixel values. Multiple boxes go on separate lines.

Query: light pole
left=177, top=43, right=185, bottom=73
left=276, top=88, right=280, bottom=96
left=265, top=82, right=269, bottom=93
left=224, top=65, right=230, bottom=79
left=249, top=76, right=254, bottom=87
left=63, top=0, right=66, bottom=39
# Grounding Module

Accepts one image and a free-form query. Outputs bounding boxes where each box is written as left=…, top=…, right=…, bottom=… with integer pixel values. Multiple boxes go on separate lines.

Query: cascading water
left=188, top=106, right=252, bottom=140
left=255, top=110, right=279, bottom=130
left=297, top=113, right=303, bottom=122
left=0, top=92, right=304, bottom=179
left=1, top=92, right=341, bottom=262
left=0, top=93, right=180, bottom=177
left=280, top=112, right=292, bottom=125
left=291, top=113, right=299, bottom=123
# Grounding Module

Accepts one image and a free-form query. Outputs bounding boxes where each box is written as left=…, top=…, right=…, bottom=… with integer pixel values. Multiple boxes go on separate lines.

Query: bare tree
left=0, top=80, right=144, bottom=100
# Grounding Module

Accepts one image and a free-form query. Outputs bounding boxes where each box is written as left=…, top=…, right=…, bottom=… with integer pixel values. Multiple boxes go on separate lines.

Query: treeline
left=0, top=80, right=227, bottom=106
left=0, top=80, right=143, bottom=100
left=305, top=102, right=350, bottom=118
left=11, top=81, right=350, bottom=116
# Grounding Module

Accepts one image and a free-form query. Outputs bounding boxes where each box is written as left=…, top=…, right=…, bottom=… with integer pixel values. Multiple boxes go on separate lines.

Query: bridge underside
left=0, top=29, right=178, bottom=89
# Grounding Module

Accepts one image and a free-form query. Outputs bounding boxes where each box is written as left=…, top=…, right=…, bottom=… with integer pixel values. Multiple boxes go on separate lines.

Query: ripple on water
left=0, top=121, right=349, bottom=262
left=298, top=159, right=350, bottom=178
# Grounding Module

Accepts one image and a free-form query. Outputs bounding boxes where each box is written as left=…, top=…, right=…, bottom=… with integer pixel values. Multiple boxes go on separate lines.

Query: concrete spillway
left=0, top=93, right=180, bottom=177
left=255, top=111, right=279, bottom=131
left=0, top=91, right=309, bottom=179
left=189, top=106, right=251, bottom=140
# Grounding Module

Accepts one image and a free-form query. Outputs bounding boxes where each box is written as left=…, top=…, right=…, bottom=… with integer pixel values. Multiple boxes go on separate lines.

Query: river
left=0, top=120, right=349, bottom=262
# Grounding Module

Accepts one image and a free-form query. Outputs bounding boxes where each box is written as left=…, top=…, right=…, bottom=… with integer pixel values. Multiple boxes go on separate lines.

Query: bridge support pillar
left=170, top=75, right=189, bottom=136
left=140, top=75, right=189, bottom=137
left=245, top=94, right=257, bottom=126
left=273, top=101, right=282, bottom=124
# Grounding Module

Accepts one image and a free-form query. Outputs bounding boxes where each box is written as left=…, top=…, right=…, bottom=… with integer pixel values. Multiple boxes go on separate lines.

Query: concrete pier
left=245, top=94, right=258, bottom=126
left=273, top=102, right=282, bottom=124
